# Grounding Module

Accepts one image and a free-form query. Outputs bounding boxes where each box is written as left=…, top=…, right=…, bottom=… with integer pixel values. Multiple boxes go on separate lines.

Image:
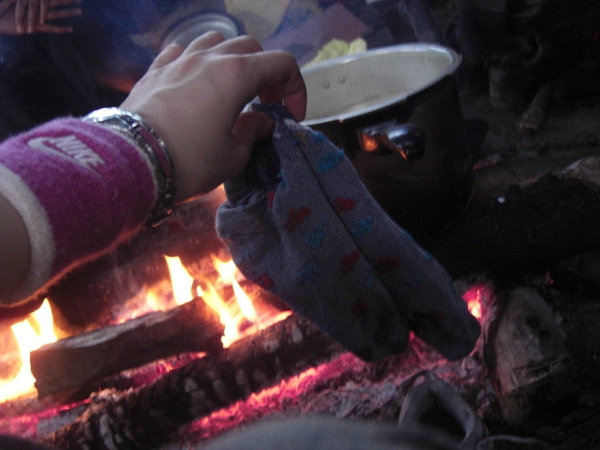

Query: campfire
left=0, top=0, right=599, bottom=448
left=1, top=49, right=599, bottom=450
left=0, top=175, right=579, bottom=449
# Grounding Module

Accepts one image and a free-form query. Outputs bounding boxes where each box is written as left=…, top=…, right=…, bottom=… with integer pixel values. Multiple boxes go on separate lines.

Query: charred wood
left=30, top=297, right=223, bottom=398
left=422, top=154, right=600, bottom=278
left=46, top=193, right=225, bottom=332
left=45, top=314, right=343, bottom=449
left=482, top=287, right=569, bottom=423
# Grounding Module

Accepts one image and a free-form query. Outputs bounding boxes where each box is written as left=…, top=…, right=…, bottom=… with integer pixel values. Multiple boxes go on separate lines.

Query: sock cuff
left=0, top=118, right=157, bottom=304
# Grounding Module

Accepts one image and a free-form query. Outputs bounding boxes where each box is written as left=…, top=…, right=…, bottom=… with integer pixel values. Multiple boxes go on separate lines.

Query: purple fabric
left=0, top=118, right=156, bottom=292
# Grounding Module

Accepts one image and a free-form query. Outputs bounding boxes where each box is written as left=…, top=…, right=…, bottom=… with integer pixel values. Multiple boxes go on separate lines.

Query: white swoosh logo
left=28, top=135, right=106, bottom=173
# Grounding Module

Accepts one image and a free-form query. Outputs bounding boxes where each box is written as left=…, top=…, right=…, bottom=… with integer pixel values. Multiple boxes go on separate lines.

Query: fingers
left=27, top=0, right=40, bottom=33
left=154, top=31, right=225, bottom=66
left=233, top=111, right=275, bottom=147
left=0, top=0, right=16, bottom=16
left=34, top=21, right=73, bottom=33
left=151, top=43, right=185, bottom=68
left=39, top=0, right=48, bottom=23
left=44, top=4, right=81, bottom=21
left=153, top=33, right=264, bottom=75
left=15, top=0, right=26, bottom=32
left=187, top=35, right=306, bottom=120
left=49, top=0, right=82, bottom=6
left=8, top=0, right=81, bottom=34
left=174, top=29, right=226, bottom=51
left=252, top=50, right=307, bottom=121
left=41, top=0, right=81, bottom=23
left=206, top=34, right=264, bottom=55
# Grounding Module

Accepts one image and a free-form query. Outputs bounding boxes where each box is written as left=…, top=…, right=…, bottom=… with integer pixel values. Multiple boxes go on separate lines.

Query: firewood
left=482, top=287, right=570, bottom=423
left=30, top=297, right=224, bottom=398
left=45, top=313, right=343, bottom=450
left=422, top=154, right=600, bottom=277
left=517, top=83, right=552, bottom=134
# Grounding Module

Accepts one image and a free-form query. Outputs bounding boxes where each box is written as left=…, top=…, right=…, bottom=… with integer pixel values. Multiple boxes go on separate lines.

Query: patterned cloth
left=217, top=104, right=480, bottom=361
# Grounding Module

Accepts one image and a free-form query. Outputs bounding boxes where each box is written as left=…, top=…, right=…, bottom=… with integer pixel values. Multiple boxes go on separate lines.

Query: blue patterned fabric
left=216, top=104, right=480, bottom=361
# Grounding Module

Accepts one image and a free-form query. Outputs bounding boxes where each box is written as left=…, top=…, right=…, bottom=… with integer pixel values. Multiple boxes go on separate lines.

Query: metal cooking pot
left=301, top=43, right=473, bottom=237
left=160, top=12, right=244, bottom=50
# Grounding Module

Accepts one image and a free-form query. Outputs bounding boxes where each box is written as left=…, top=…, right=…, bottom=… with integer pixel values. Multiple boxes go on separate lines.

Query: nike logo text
left=28, top=135, right=105, bottom=173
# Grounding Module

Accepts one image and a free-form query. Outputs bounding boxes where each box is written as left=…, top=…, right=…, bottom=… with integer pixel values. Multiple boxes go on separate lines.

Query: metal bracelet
left=83, top=107, right=177, bottom=226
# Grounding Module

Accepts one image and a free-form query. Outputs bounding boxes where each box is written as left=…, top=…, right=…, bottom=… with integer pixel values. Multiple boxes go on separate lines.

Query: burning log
left=45, top=313, right=344, bottom=449
left=30, top=297, right=224, bottom=398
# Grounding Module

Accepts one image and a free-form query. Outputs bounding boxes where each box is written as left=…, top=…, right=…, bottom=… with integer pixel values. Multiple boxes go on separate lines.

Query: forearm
left=0, top=191, right=29, bottom=299
left=0, top=118, right=157, bottom=306
left=0, top=32, right=308, bottom=306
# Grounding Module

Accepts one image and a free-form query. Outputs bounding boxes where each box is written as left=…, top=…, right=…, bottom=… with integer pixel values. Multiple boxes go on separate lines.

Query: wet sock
left=217, top=104, right=480, bottom=361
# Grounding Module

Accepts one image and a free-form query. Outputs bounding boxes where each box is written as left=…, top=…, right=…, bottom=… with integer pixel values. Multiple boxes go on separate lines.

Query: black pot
left=301, top=43, right=473, bottom=237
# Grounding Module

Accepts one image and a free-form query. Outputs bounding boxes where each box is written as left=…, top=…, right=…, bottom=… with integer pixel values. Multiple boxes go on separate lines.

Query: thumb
left=232, top=112, right=275, bottom=148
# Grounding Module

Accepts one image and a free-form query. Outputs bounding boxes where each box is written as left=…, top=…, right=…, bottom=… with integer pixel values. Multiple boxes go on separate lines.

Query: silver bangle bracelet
left=83, top=107, right=177, bottom=226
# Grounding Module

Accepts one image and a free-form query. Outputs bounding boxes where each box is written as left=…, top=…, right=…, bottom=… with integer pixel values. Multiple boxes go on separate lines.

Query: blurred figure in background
left=0, top=0, right=82, bottom=34
left=0, top=0, right=164, bottom=140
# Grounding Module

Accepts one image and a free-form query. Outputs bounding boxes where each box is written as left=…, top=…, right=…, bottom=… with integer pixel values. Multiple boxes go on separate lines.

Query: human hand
left=0, top=0, right=82, bottom=34
left=120, top=32, right=307, bottom=201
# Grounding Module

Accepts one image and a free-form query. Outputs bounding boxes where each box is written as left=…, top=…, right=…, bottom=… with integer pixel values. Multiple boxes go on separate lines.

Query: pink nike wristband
left=0, top=118, right=157, bottom=304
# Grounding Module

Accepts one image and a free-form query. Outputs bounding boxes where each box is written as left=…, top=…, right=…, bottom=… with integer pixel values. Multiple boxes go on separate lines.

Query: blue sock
left=217, top=104, right=480, bottom=361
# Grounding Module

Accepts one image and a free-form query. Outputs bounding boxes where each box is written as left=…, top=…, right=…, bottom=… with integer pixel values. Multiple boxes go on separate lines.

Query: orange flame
left=0, top=252, right=287, bottom=402
left=462, top=285, right=489, bottom=320
left=212, top=256, right=258, bottom=321
left=467, top=296, right=482, bottom=320
left=163, top=255, right=289, bottom=348
left=360, top=134, right=380, bottom=152
left=165, top=255, right=195, bottom=306
left=0, top=300, right=57, bottom=401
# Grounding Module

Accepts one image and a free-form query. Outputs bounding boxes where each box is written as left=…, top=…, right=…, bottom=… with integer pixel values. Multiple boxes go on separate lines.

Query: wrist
left=83, top=108, right=177, bottom=226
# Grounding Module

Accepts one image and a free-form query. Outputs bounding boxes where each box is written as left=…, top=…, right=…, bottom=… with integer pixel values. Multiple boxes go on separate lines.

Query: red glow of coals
left=462, top=283, right=495, bottom=320
left=185, top=354, right=376, bottom=443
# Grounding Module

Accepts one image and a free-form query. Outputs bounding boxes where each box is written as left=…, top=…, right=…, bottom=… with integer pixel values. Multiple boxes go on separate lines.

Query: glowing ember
left=360, top=134, right=379, bottom=152
left=0, top=300, right=56, bottom=401
left=462, top=283, right=494, bottom=320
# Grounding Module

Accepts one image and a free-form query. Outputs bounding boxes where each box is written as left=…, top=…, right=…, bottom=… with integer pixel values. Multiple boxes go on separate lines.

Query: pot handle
left=359, top=122, right=425, bottom=160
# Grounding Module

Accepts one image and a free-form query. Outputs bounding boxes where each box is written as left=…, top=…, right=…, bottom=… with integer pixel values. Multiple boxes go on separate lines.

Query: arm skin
left=0, top=31, right=306, bottom=304
left=0, top=193, right=29, bottom=298
left=120, top=32, right=307, bottom=201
